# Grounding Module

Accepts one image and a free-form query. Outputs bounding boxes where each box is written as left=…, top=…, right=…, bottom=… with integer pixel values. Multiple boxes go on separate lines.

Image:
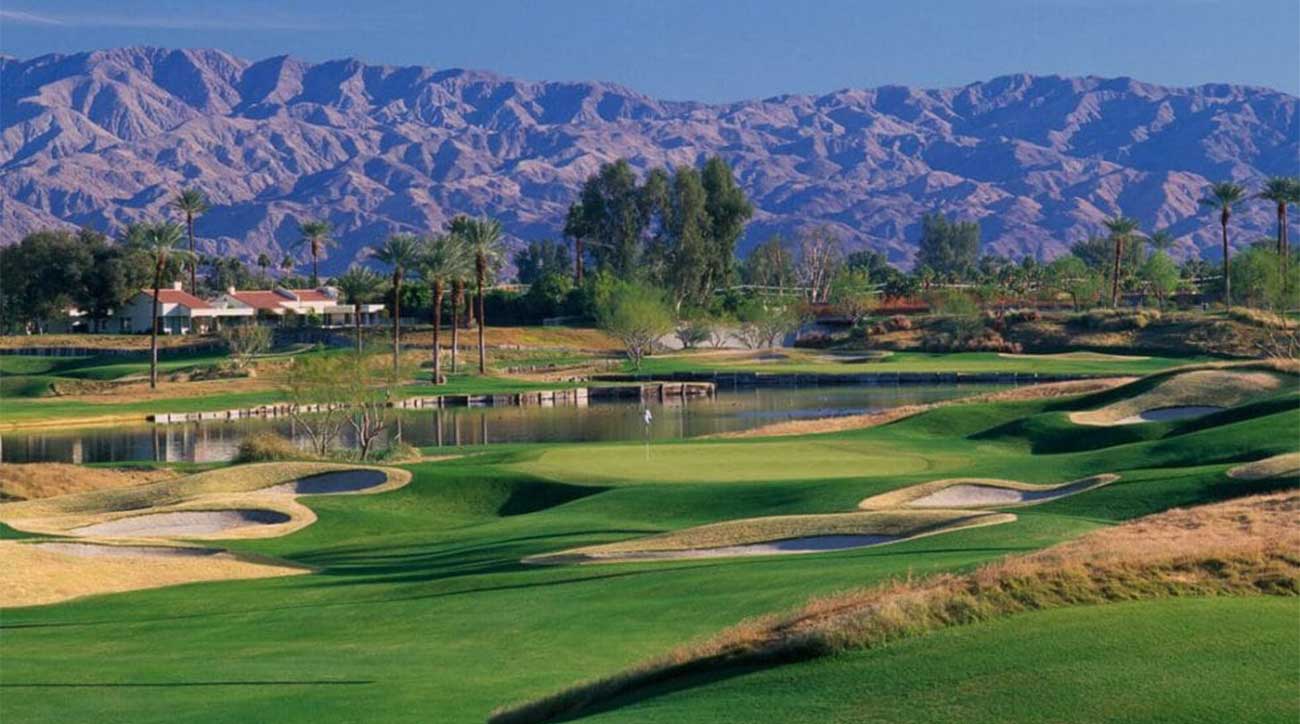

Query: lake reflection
left=1, top=384, right=995, bottom=464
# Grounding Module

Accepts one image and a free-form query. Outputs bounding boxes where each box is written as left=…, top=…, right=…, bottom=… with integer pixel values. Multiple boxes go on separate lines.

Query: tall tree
left=1258, top=177, right=1300, bottom=280
left=170, top=188, right=208, bottom=294
left=1103, top=216, right=1140, bottom=307
left=513, top=239, right=572, bottom=284
left=700, top=156, right=753, bottom=292
left=563, top=202, right=588, bottom=285
left=295, top=219, right=334, bottom=287
left=256, top=252, right=271, bottom=275
left=129, top=222, right=194, bottom=389
left=458, top=217, right=504, bottom=373
left=916, top=213, right=980, bottom=276
left=417, top=234, right=469, bottom=384
left=371, top=233, right=423, bottom=373
left=1199, top=182, right=1247, bottom=305
left=334, top=266, right=384, bottom=353
left=744, top=235, right=796, bottom=293
left=574, top=160, right=646, bottom=277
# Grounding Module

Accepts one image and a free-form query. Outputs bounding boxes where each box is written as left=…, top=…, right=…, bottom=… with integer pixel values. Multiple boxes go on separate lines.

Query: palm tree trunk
left=1221, top=210, right=1231, bottom=306
left=186, top=213, right=197, bottom=294
left=476, top=256, right=487, bottom=374
left=392, top=273, right=402, bottom=374
left=451, top=281, right=462, bottom=373
left=312, top=245, right=320, bottom=288
left=1279, top=203, right=1288, bottom=286
left=1110, top=237, right=1123, bottom=308
left=432, top=281, right=444, bottom=384
left=149, top=270, right=162, bottom=389
left=354, top=303, right=362, bottom=352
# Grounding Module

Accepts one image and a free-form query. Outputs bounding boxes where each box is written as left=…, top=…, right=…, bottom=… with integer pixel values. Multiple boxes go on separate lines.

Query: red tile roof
left=230, top=290, right=292, bottom=311
left=288, top=289, right=332, bottom=302
left=142, top=289, right=212, bottom=309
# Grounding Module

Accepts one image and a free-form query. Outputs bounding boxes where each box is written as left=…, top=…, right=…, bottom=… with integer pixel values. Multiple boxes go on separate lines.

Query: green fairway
left=1, top=371, right=1295, bottom=723
left=575, top=597, right=1300, bottom=724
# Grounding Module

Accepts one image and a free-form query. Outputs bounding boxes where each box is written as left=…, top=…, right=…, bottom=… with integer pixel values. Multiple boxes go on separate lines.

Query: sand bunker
left=31, top=542, right=222, bottom=558
left=998, top=351, right=1150, bottom=361
left=1070, top=369, right=1286, bottom=427
left=1112, top=406, right=1223, bottom=424
left=525, top=510, right=1014, bottom=565
left=561, top=535, right=900, bottom=562
left=859, top=475, right=1118, bottom=510
left=0, top=540, right=305, bottom=607
left=1227, top=453, right=1300, bottom=481
left=259, top=469, right=389, bottom=495
left=70, top=509, right=292, bottom=538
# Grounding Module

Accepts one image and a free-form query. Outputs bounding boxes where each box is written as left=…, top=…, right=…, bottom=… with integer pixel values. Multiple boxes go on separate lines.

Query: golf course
left=2, top=360, right=1295, bottom=723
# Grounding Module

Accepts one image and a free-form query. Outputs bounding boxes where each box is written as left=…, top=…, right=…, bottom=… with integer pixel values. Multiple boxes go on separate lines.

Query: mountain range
left=2, top=46, right=1297, bottom=273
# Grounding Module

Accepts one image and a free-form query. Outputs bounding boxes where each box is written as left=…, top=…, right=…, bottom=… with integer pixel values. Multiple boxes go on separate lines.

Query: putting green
left=515, top=439, right=949, bottom=484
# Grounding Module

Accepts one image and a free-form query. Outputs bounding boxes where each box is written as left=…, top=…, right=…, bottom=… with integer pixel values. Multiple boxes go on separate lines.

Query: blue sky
left=2, top=0, right=1297, bottom=100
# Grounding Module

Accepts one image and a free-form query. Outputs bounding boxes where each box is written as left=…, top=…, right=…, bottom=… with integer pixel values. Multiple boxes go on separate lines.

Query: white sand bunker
left=1227, top=453, right=1300, bottom=481
left=31, top=542, right=222, bottom=558
left=525, top=510, right=1014, bottom=565
left=1112, top=406, right=1223, bottom=425
left=70, top=509, right=291, bottom=538
left=860, top=475, right=1119, bottom=510
left=1070, top=369, right=1286, bottom=427
left=260, top=469, right=389, bottom=495
left=568, top=535, right=898, bottom=562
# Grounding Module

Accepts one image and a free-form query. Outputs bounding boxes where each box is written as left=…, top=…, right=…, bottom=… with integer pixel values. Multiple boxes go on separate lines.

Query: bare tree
left=278, top=355, right=349, bottom=457
left=796, top=226, right=843, bottom=304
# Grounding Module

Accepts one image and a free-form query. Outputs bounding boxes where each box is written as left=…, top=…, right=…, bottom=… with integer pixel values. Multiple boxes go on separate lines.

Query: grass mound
left=0, top=463, right=176, bottom=501
left=1069, top=368, right=1288, bottom=426
left=857, top=474, right=1117, bottom=510
left=490, top=491, right=1300, bottom=724
left=0, top=540, right=305, bottom=607
left=524, top=510, right=1013, bottom=564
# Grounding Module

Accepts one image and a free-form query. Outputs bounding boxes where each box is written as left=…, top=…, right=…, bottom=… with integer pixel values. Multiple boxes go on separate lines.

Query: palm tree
left=170, top=189, right=208, bottom=293
left=1103, top=216, right=1140, bottom=308
left=280, top=254, right=295, bottom=278
left=564, top=202, right=587, bottom=285
left=417, top=234, right=470, bottom=384
left=1145, top=229, right=1175, bottom=253
left=1258, top=177, right=1300, bottom=279
left=1199, top=182, right=1247, bottom=306
left=256, top=252, right=271, bottom=275
left=128, top=222, right=194, bottom=389
left=334, top=266, right=384, bottom=352
left=371, top=233, right=423, bottom=374
left=458, top=217, right=504, bottom=373
left=295, top=219, right=334, bottom=287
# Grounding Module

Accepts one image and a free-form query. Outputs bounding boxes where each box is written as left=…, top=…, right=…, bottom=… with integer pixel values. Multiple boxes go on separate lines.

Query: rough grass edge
left=488, top=492, right=1300, bottom=724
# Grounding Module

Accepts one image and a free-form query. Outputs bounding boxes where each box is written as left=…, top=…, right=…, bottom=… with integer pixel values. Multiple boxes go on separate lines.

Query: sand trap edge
left=522, top=512, right=1016, bottom=566
left=1227, top=452, right=1300, bottom=481
left=858, top=474, right=1119, bottom=511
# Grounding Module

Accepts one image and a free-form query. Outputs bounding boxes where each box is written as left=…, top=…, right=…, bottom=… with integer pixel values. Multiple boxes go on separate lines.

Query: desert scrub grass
left=233, top=432, right=306, bottom=463
left=1227, top=306, right=1295, bottom=330
left=489, top=491, right=1300, bottom=724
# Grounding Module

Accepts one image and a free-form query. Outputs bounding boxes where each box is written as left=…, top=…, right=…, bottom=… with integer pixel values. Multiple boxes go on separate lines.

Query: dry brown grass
left=0, top=541, right=307, bottom=607
left=712, top=378, right=1134, bottom=439
left=490, top=492, right=1300, bottom=724
left=857, top=474, right=1119, bottom=510
left=1227, top=453, right=1300, bottom=481
left=1070, top=369, right=1289, bottom=426
left=0, top=335, right=209, bottom=350
left=524, top=510, right=1014, bottom=564
left=0, top=463, right=176, bottom=501
left=403, top=326, right=622, bottom=351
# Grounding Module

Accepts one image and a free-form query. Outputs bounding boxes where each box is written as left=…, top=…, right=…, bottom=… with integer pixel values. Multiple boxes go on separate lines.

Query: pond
left=1, top=384, right=997, bottom=464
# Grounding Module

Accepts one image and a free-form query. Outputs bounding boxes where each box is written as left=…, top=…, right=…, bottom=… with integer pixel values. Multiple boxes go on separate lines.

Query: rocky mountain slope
left=2, top=46, right=1296, bottom=272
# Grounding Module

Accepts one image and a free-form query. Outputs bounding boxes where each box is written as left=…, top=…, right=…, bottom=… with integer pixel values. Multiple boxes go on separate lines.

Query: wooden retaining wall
left=593, top=371, right=1093, bottom=387
left=146, top=382, right=716, bottom=425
